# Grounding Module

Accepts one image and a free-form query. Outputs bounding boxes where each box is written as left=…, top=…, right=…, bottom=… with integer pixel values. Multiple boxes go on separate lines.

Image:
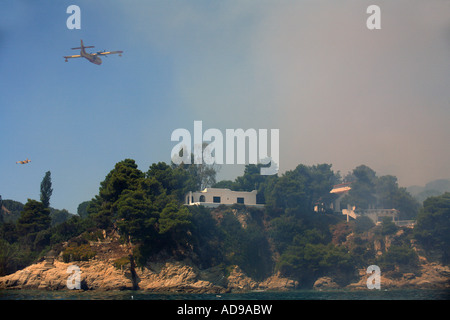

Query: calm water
left=0, top=289, right=448, bottom=300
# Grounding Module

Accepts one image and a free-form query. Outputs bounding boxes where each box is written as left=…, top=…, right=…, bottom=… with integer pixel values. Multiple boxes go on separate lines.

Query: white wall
left=186, top=188, right=258, bottom=206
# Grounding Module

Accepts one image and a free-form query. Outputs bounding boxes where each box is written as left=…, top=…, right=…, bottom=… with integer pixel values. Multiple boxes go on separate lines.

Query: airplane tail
left=71, top=39, right=94, bottom=50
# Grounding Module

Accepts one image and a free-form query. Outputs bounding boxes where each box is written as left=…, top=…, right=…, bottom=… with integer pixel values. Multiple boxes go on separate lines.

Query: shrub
left=62, top=243, right=96, bottom=262
left=113, top=256, right=130, bottom=270
left=377, top=245, right=419, bottom=275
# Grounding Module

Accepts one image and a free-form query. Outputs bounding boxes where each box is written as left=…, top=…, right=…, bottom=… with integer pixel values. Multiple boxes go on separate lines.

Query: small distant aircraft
left=16, top=158, right=31, bottom=164
left=64, top=40, right=123, bottom=65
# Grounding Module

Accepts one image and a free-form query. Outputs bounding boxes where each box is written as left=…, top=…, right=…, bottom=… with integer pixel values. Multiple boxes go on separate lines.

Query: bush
left=413, top=192, right=450, bottom=264
left=380, top=216, right=398, bottom=235
left=277, top=243, right=355, bottom=287
left=62, top=243, right=96, bottom=262
left=377, top=245, right=419, bottom=275
left=354, top=215, right=375, bottom=234
left=113, top=256, right=131, bottom=270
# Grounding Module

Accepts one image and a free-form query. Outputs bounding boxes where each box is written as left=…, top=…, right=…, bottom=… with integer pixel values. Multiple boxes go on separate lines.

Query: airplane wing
left=64, top=55, right=82, bottom=61
left=96, top=50, right=123, bottom=56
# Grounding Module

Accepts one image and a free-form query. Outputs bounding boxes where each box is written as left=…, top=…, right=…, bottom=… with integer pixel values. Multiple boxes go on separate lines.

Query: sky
left=1, top=0, right=449, bottom=214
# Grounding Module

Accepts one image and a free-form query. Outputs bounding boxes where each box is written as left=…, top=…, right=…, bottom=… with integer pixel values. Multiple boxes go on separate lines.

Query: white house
left=185, top=188, right=264, bottom=208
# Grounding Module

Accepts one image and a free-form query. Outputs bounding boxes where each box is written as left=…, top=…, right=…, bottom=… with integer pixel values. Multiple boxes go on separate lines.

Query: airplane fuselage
left=80, top=48, right=102, bottom=65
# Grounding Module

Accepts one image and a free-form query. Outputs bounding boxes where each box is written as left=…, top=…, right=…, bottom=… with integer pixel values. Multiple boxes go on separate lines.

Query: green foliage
left=354, top=215, right=375, bottom=234
left=377, top=245, right=419, bottom=274
left=77, top=201, right=91, bottom=219
left=189, top=205, right=224, bottom=268
left=342, top=166, right=420, bottom=219
left=232, top=164, right=278, bottom=204
left=88, top=159, right=144, bottom=229
left=16, top=199, right=51, bottom=245
left=379, top=216, right=398, bottom=236
left=113, top=256, right=131, bottom=270
left=147, top=162, right=196, bottom=201
left=50, top=208, right=72, bottom=226
left=215, top=208, right=273, bottom=280
left=49, top=215, right=95, bottom=245
left=277, top=243, right=355, bottom=286
left=158, top=201, right=192, bottom=236
left=376, top=175, right=420, bottom=219
left=414, top=192, right=450, bottom=264
left=173, top=146, right=219, bottom=191
left=3, top=158, right=446, bottom=287
left=40, top=171, right=53, bottom=208
left=265, top=164, right=338, bottom=213
left=116, top=189, right=159, bottom=243
left=0, top=200, right=24, bottom=223
left=345, top=165, right=377, bottom=209
left=0, top=239, right=35, bottom=276
left=0, top=239, right=20, bottom=276
left=62, top=243, right=96, bottom=263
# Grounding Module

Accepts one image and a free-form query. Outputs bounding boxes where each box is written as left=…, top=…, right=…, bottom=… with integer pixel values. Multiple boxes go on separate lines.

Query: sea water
left=0, top=289, right=448, bottom=300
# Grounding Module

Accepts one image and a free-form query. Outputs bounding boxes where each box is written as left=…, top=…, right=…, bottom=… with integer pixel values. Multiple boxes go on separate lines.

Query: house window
left=213, top=196, right=221, bottom=203
left=237, top=197, right=245, bottom=204
left=199, top=195, right=205, bottom=202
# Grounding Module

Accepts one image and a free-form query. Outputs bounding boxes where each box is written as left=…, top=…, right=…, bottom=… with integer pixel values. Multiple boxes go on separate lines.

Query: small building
left=342, top=207, right=400, bottom=224
left=329, top=183, right=414, bottom=227
left=185, top=188, right=264, bottom=208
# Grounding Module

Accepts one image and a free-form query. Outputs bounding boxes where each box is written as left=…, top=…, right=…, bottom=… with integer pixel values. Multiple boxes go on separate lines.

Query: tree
left=414, top=192, right=450, bottom=264
left=115, top=190, right=158, bottom=243
left=345, top=165, right=377, bottom=209
left=376, top=175, right=419, bottom=219
left=50, top=208, right=72, bottom=226
left=276, top=243, right=355, bottom=287
left=233, top=164, right=278, bottom=204
left=376, top=175, right=398, bottom=208
left=354, top=215, right=375, bottom=234
left=88, top=159, right=145, bottom=229
left=77, top=201, right=91, bottom=219
left=377, top=245, right=419, bottom=273
left=16, top=199, right=51, bottom=245
left=170, top=142, right=220, bottom=191
left=265, top=163, right=338, bottom=212
left=40, top=171, right=53, bottom=208
left=158, top=200, right=192, bottom=239
left=380, top=216, right=398, bottom=236
left=147, top=162, right=196, bottom=201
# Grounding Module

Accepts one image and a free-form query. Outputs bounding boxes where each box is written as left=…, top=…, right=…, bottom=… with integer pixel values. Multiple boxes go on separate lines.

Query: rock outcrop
left=0, top=256, right=296, bottom=293
left=1, top=232, right=448, bottom=292
left=346, top=262, right=450, bottom=290
left=0, top=260, right=134, bottom=291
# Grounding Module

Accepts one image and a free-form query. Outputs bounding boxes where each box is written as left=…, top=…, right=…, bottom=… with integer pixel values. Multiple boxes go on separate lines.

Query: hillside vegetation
left=1, top=160, right=449, bottom=288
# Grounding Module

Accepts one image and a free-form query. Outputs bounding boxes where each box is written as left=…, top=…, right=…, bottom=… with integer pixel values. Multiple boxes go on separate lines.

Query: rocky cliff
left=1, top=252, right=448, bottom=292
left=343, top=262, right=450, bottom=290
left=0, top=258, right=297, bottom=293
left=0, top=232, right=448, bottom=292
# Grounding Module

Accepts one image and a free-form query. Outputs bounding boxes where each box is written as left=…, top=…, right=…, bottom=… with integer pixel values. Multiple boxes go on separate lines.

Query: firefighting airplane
left=64, top=40, right=123, bottom=65
left=16, top=158, right=31, bottom=164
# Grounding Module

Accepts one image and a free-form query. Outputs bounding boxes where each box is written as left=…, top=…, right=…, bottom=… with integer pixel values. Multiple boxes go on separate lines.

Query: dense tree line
left=1, top=160, right=448, bottom=288
left=341, top=165, right=420, bottom=219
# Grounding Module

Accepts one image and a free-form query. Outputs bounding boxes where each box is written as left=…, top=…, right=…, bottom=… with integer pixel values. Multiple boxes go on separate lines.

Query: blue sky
left=1, top=1, right=450, bottom=214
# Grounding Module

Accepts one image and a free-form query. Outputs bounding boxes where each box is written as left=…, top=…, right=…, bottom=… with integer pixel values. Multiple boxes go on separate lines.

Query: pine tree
left=40, top=171, right=53, bottom=208
left=16, top=199, right=51, bottom=244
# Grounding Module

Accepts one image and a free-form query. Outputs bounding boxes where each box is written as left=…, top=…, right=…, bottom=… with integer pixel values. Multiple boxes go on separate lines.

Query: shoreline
left=1, top=258, right=448, bottom=293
